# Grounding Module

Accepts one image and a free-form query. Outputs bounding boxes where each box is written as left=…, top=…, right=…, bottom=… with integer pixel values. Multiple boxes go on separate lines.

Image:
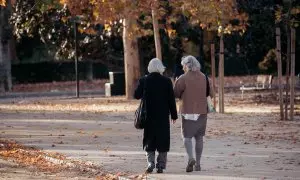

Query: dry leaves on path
left=0, top=139, right=138, bottom=180
left=0, top=139, right=144, bottom=180
left=0, top=139, right=66, bottom=172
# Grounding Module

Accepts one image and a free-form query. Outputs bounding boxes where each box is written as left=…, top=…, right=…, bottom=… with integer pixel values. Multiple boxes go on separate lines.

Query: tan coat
left=174, top=71, right=214, bottom=114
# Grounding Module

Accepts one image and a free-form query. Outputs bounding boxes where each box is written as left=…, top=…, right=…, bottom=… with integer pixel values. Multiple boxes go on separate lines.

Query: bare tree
left=290, top=28, right=295, bottom=121
left=152, top=8, right=162, bottom=60
left=276, top=27, right=284, bottom=120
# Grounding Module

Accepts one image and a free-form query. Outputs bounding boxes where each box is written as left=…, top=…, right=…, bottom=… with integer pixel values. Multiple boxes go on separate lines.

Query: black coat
left=134, top=73, right=178, bottom=152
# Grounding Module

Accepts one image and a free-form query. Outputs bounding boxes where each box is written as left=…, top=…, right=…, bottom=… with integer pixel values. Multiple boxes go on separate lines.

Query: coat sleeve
left=168, top=78, right=178, bottom=120
left=134, top=78, right=144, bottom=99
left=173, top=75, right=185, bottom=99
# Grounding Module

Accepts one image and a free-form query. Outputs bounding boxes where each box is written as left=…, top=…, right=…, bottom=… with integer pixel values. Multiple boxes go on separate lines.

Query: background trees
left=169, top=0, right=248, bottom=113
left=274, top=0, right=300, bottom=121
left=60, top=0, right=170, bottom=99
left=0, top=0, right=299, bottom=116
left=3, top=0, right=298, bottom=76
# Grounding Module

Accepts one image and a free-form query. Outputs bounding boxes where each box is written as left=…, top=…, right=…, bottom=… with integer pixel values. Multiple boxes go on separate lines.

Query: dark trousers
left=146, top=151, right=167, bottom=169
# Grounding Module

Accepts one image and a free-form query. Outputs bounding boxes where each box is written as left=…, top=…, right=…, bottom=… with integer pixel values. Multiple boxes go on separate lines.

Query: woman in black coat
left=134, top=58, right=178, bottom=174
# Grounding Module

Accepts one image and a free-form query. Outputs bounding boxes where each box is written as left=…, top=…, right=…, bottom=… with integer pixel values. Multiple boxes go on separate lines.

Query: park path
left=1, top=105, right=299, bottom=180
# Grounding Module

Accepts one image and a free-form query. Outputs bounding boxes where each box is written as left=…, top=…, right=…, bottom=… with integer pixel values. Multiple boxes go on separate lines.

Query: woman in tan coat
left=174, top=55, right=214, bottom=172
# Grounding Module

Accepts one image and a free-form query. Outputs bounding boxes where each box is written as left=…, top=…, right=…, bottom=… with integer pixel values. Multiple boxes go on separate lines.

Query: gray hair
left=181, top=55, right=201, bottom=72
left=147, top=58, right=165, bottom=74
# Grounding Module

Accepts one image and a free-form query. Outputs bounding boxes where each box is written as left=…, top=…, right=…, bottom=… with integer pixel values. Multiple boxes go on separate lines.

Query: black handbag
left=134, top=78, right=147, bottom=129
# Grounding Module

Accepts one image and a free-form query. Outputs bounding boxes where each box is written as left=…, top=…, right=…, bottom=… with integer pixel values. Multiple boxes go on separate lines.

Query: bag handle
left=142, top=77, right=147, bottom=100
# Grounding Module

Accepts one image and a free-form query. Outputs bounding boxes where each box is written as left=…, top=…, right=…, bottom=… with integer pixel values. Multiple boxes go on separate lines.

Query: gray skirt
left=181, top=114, right=207, bottom=138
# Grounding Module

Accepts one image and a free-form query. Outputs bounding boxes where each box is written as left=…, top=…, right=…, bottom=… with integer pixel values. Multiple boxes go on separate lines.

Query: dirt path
left=0, top=95, right=299, bottom=179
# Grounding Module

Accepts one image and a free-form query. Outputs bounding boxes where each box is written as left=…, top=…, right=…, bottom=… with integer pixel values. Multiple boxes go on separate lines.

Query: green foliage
left=236, top=0, right=278, bottom=74
left=10, top=0, right=124, bottom=65
left=169, top=0, right=248, bottom=35
left=9, top=0, right=300, bottom=77
left=275, top=0, right=300, bottom=28
left=11, top=0, right=74, bottom=60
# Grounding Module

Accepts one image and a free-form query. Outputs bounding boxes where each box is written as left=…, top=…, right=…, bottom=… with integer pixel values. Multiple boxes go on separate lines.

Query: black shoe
left=186, top=159, right=196, bottom=172
left=145, top=164, right=155, bottom=173
left=195, top=165, right=201, bottom=171
left=157, top=168, right=163, bottom=173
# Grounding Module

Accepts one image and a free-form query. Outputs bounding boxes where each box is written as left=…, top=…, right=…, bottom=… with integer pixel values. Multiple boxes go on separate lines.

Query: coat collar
left=148, top=72, right=162, bottom=76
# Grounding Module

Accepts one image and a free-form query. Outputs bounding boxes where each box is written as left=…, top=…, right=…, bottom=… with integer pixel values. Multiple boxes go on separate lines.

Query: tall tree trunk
left=0, top=38, right=4, bottom=91
left=276, top=27, right=284, bottom=120
left=86, top=60, right=93, bottom=82
left=199, top=27, right=204, bottom=64
left=285, top=25, right=291, bottom=120
left=5, top=39, right=12, bottom=91
left=123, top=17, right=140, bottom=99
left=152, top=9, right=162, bottom=60
left=74, top=21, right=79, bottom=98
left=218, top=34, right=225, bottom=113
left=0, top=5, right=12, bottom=91
left=290, top=28, right=295, bottom=121
left=210, top=43, right=216, bottom=108
left=0, top=3, right=12, bottom=91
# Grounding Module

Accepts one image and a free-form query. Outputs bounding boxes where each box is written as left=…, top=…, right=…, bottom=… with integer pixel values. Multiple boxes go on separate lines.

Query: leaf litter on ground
left=0, top=139, right=143, bottom=179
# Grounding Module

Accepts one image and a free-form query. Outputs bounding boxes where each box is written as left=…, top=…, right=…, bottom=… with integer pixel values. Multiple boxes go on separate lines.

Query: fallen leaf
left=275, top=167, right=283, bottom=170
left=258, top=128, right=264, bottom=131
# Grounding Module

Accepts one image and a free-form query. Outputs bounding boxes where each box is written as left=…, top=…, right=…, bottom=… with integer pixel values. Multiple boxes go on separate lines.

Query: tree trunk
left=152, top=9, right=162, bottom=60
left=290, top=28, right=295, bottom=121
left=199, top=27, right=204, bottom=64
left=285, top=25, right=290, bottom=120
left=210, top=43, right=216, bottom=108
left=276, top=27, right=284, bottom=120
left=0, top=38, right=4, bottom=91
left=218, top=34, right=225, bottom=113
left=74, top=21, right=79, bottom=98
left=86, top=60, right=93, bottom=82
left=123, top=17, right=140, bottom=99
left=5, top=39, right=12, bottom=91
left=0, top=4, right=12, bottom=91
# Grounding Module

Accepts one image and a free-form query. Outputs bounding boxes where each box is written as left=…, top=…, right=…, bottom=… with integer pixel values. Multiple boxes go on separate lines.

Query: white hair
left=147, top=58, right=165, bottom=74
left=181, top=55, right=201, bottom=72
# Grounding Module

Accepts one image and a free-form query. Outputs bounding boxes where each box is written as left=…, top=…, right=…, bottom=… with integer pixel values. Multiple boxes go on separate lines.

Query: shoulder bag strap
left=142, top=77, right=147, bottom=100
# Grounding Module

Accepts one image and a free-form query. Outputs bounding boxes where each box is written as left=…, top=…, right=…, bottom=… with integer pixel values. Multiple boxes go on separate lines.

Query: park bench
left=239, top=75, right=273, bottom=99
